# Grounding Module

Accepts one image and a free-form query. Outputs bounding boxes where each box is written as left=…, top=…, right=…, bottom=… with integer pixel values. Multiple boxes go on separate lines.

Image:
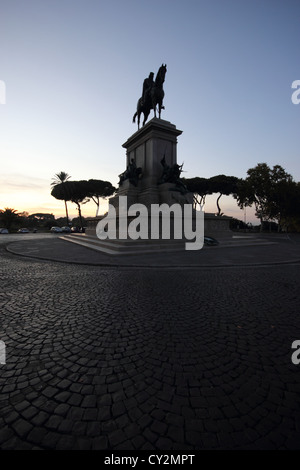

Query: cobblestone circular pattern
left=0, top=249, right=300, bottom=450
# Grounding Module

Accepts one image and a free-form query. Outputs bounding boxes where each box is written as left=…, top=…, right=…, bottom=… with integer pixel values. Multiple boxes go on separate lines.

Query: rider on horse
left=141, top=72, right=154, bottom=107
left=133, top=64, right=167, bottom=128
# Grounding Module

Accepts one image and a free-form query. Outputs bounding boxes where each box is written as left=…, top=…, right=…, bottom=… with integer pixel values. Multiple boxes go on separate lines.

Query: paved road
left=4, top=232, right=300, bottom=267
left=0, top=234, right=300, bottom=450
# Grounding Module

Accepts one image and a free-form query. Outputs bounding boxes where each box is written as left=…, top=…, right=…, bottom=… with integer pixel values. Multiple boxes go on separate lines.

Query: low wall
left=204, top=213, right=232, bottom=238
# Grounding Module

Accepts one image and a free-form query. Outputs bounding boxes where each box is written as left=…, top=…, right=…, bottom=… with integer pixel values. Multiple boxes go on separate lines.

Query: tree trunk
left=76, top=203, right=83, bottom=230
left=95, top=198, right=100, bottom=217
left=91, top=196, right=100, bottom=217
left=216, top=193, right=222, bottom=215
left=64, top=200, right=69, bottom=225
left=260, top=215, right=263, bottom=232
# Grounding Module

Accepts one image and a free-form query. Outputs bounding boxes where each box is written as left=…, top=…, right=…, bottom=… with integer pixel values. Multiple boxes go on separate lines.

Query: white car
left=0, top=228, right=9, bottom=234
left=50, top=226, right=63, bottom=233
left=18, top=228, right=30, bottom=233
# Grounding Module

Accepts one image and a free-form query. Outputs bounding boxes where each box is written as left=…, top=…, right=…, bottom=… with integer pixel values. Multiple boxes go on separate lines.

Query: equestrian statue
left=133, top=64, right=167, bottom=129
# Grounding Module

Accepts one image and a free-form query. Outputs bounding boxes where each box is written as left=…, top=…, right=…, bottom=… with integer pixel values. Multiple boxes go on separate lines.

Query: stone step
left=60, top=234, right=186, bottom=255
left=60, top=233, right=276, bottom=256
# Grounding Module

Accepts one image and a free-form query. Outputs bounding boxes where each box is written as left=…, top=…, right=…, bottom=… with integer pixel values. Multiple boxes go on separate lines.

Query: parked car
left=50, top=226, right=63, bottom=233
left=0, top=228, right=9, bottom=234
left=61, top=226, right=71, bottom=233
left=18, top=228, right=30, bottom=233
left=204, top=236, right=219, bottom=246
left=71, top=226, right=85, bottom=233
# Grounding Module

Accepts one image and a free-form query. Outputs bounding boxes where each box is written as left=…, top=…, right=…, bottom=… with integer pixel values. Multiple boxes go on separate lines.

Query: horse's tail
left=133, top=112, right=137, bottom=123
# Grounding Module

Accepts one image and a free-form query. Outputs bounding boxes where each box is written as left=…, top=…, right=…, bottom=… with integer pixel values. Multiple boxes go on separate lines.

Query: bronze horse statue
left=133, top=64, right=167, bottom=129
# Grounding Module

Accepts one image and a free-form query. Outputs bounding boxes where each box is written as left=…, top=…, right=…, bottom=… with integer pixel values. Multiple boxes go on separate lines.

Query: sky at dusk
left=1, top=0, right=299, bottom=224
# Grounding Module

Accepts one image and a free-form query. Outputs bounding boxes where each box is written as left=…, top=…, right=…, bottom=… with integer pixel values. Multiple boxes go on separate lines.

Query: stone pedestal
left=109, top=117, right=187, bottom=212
left=82, top=118, right=232, bottom=254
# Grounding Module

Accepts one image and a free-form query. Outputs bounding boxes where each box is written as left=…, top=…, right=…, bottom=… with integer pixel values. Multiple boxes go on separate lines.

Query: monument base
left=75, top=211, right=231, bottom=255
left=62, top=117, right=232, bottom=255
left=110, top=118, right=193, bottom=213
left=85, top=212, right=231, bottom=239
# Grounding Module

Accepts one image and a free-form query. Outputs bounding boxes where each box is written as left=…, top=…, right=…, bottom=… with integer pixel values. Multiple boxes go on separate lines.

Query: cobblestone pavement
left=0, top=237, right=300, bottom=450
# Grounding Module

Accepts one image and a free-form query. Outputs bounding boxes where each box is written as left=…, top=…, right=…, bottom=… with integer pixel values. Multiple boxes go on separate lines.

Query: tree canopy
left=86, top=179, right=116, bottom=216
left=235, top=163, right=298, bottom=230
left=184, top=175, right=239, bottom=214
left=209, top=175, right=239, bottom=215
left=0, top=208, right=20, bottom=230
left=51, top=179, right=116, bottom=228
left=51, top=171, right=71, bottom=186
left=182, top=177, right=212, bottom=209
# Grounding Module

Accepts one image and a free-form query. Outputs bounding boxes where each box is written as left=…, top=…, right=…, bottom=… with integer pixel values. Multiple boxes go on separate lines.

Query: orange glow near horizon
left=0, top=186, right=257, bottom=224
